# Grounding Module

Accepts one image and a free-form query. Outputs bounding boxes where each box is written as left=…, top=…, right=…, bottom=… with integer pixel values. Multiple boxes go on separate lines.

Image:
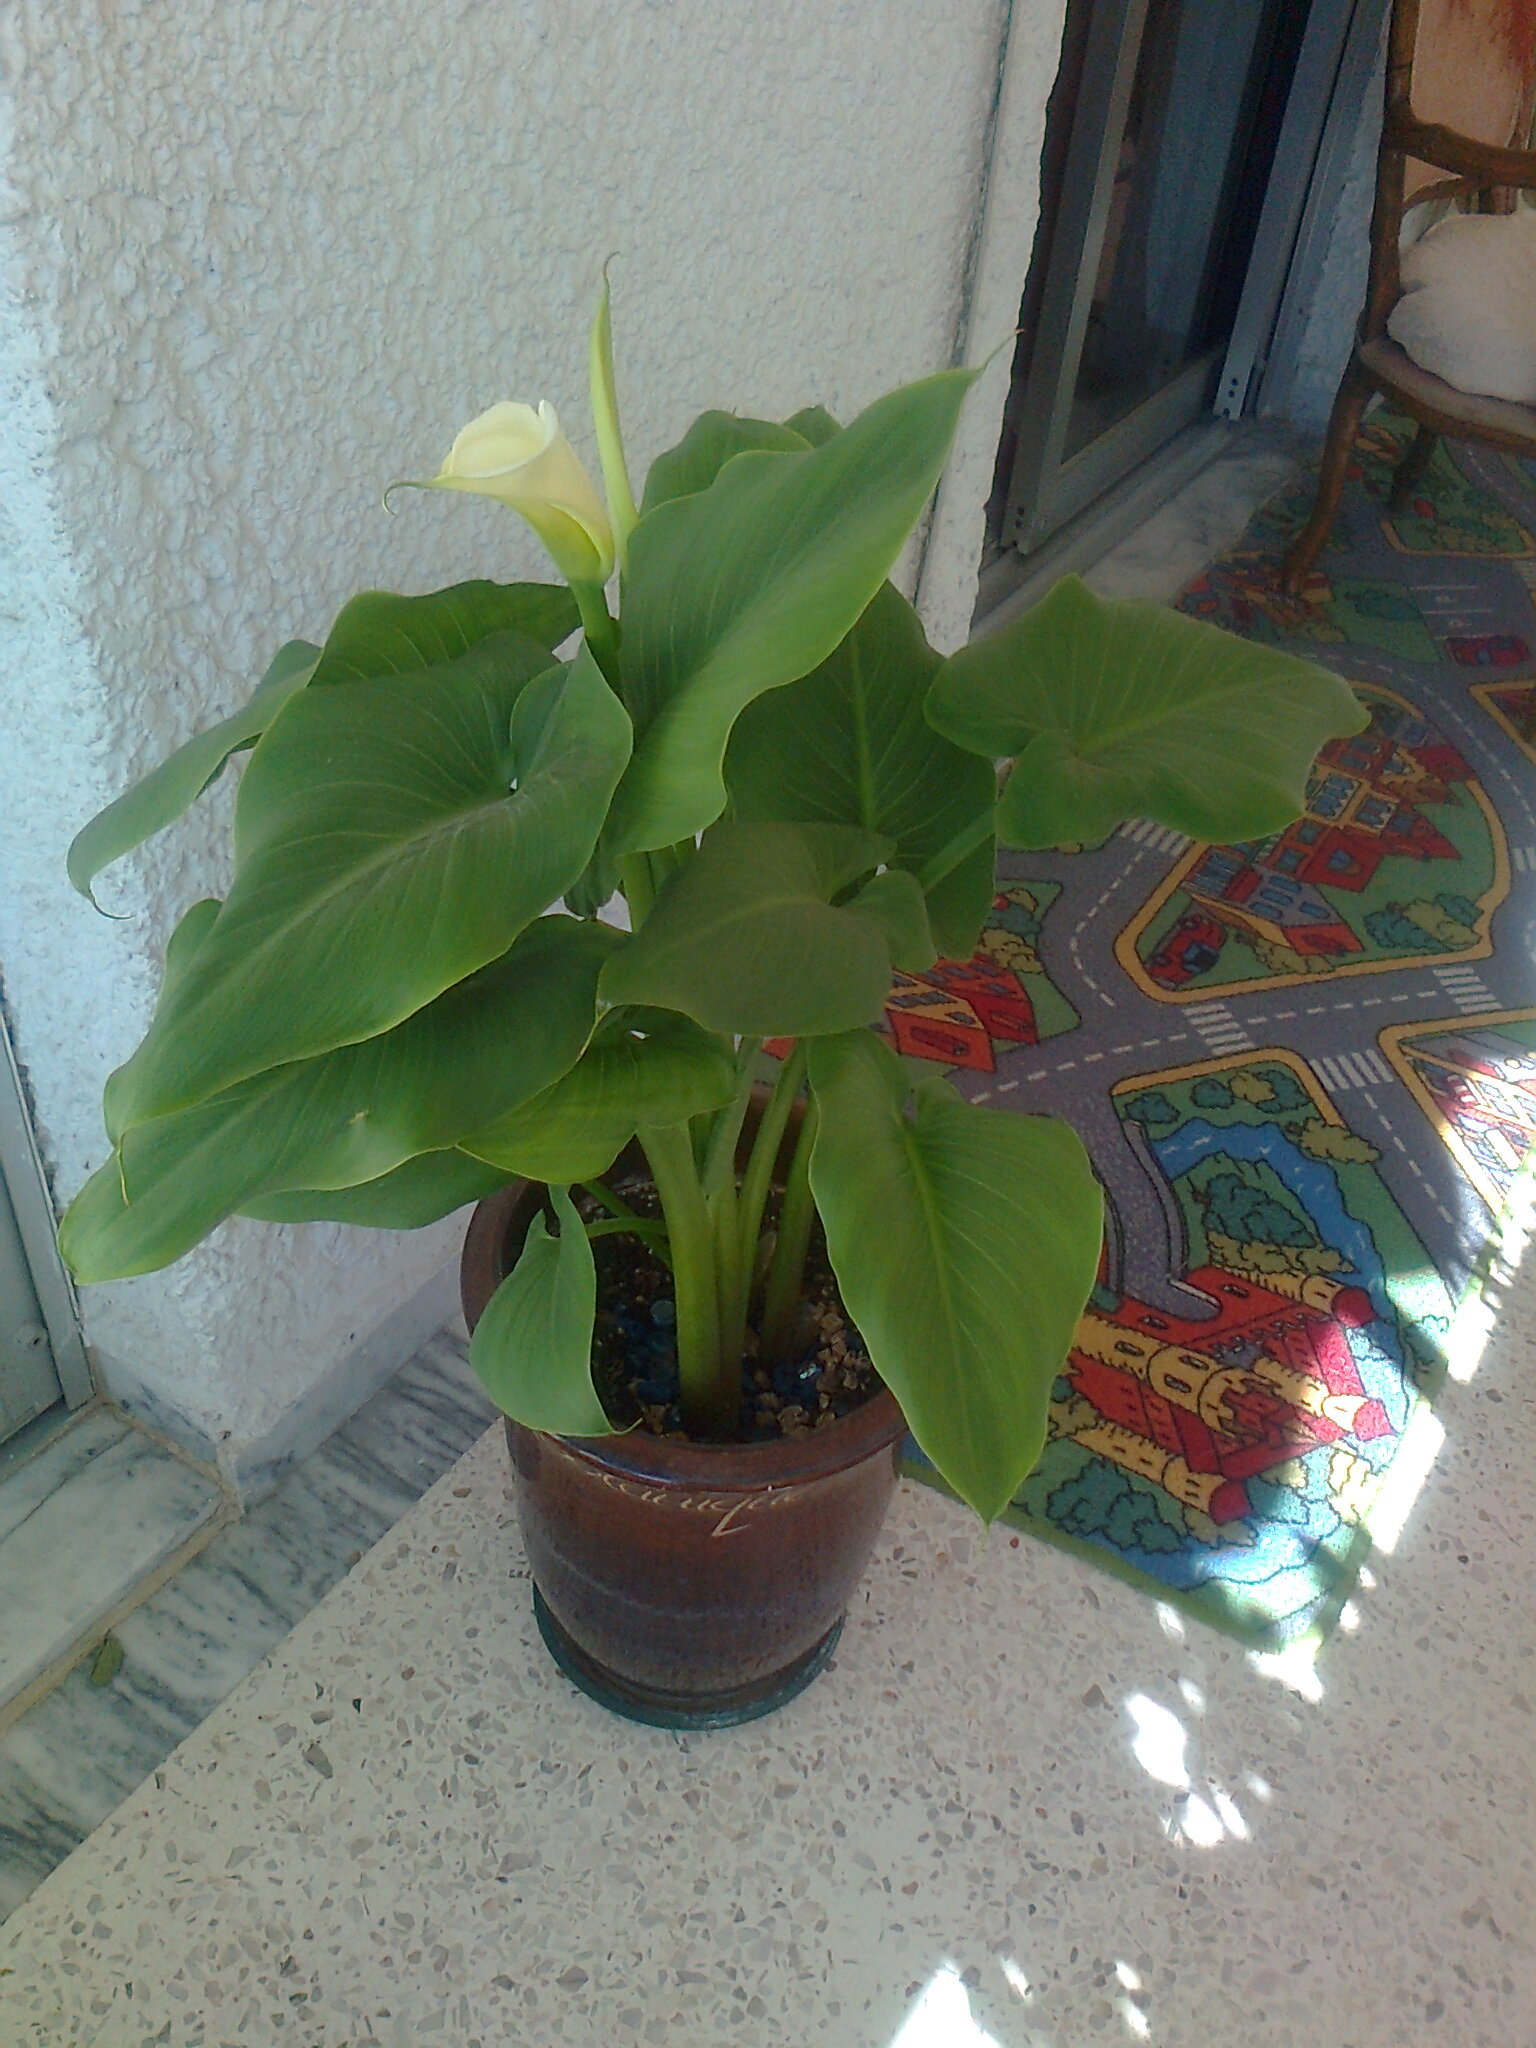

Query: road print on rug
left=900, top=413, right=1536, bottom=1645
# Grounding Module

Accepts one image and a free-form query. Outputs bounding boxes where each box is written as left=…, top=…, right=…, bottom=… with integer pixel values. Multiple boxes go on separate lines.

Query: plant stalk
left=620, top=854, right=655, bottom=926
left=760, top=1096, right=819, bottom=1369
left=734, top=1042, right=808, bottom=1303
left=638, top=1121, right=732, bottom=1435
left=570, top=577, right=621, bottom=681
left=701, top=1037, right=764, bottom=1197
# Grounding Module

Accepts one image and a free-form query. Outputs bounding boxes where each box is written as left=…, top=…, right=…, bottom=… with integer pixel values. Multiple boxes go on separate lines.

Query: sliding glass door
left=993, top=0, right=1315, bottom=556
left=0, top=1020, right=91, bottom=1449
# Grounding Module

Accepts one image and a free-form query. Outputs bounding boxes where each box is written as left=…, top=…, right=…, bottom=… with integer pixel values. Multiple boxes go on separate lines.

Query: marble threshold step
left=0, top=1404, right=231, bottom=1730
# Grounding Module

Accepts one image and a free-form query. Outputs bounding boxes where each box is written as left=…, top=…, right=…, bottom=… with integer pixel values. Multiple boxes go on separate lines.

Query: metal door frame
left=999, top=0, right=1353, bottom=557
left=1253, top=0, right=1391, bottom=419
left=1002, top=0, right=1153, bottom=554
left=1217, top=0, right=1378, bottom=419
left=0, top=1014, right=93, bottom=1427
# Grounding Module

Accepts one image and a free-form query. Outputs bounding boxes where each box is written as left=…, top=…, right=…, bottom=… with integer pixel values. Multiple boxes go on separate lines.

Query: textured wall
left=0, top=0, right=1056, bottom=1464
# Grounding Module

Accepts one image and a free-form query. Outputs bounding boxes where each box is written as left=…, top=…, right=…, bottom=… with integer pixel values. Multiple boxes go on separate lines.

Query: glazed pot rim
left=462, top=1178, right=907, bottom=1493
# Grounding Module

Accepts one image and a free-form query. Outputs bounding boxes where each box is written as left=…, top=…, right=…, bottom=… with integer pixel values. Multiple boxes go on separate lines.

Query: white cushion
left=1387, top=206, right=1536, bottom=406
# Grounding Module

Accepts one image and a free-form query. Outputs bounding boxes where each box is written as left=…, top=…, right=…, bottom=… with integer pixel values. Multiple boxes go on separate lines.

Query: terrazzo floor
left=0, top=1328, right=493, bottom=1923
left=1, top=1197, right=1530, bottom=2046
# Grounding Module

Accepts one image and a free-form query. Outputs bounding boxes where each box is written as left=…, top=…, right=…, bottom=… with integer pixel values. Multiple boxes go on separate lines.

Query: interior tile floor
left=0, top=1327, right=493, bottom=1922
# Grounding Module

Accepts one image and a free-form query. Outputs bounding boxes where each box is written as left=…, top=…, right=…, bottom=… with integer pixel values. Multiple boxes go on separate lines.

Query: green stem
left=760, top=1098, right=819, bottom=1368
left=579, top=1178, right=671, bottom=1267
left=639, top=1122, right=731, bottom=1435
left=709, top=1178, right=747, bottom=1381
left=585, top=1215, right=670, bottom=1254
left=579, top=1176, right=641, bottom=1225
left=570, top=578, right=621, bottom=682
left=735, top=1043, right=807, bottom=1292
left=702, top=1037, right=763, bottom=1197
left=916, top=807, right=994, bottom=893
left=620, top=854, right=655, bottom=927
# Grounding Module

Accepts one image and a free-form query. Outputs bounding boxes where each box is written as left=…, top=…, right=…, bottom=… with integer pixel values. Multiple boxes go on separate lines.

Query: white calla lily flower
left=403, top=400, right=615, bottom=584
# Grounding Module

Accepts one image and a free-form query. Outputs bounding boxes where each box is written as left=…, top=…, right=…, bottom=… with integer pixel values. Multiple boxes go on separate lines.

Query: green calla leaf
left=599, top=821, right=916, bottom=1037
left=66, top=641, right=321, bottom=906
left=639, top=413, right=810, bottom=516
left=107, top=641, right=631, bottom=1130
left=926, top=574, right=1368, bottom=849
left=468, top=1185, right=615, bottom=1437
left=464, top=1006, right=736, bottom=1184
left=103, top=898, right=221, bottom=1143
left=724, top=581, right=996, bottom=957
left=808, top=1030, right=1103, bottom=1521
left=242, top=1149, right=512, bottom=1229
left=306, top=579, right=579, bottom=686
left=847, top=868, right=937, bottom=972
left=62, top=917, right=616, bottom=1281
left=606, top=365, right=981, bottom=855
left=782, top=405, right=842, bottom=446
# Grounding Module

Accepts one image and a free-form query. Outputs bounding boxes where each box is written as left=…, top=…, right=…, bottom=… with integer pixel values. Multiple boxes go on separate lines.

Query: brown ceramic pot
left=459, top=1146, right=906, bottom=1728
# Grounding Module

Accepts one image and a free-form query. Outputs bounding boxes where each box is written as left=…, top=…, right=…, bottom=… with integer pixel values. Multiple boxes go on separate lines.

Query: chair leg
left=1388, top=424, right=1438, bottom=511
left=1281, top=360, right=1374, bottom=594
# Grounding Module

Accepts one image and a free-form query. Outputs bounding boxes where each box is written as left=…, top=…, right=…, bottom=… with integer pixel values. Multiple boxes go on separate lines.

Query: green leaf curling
left=808, top=1031, right=1102, bottom=1521
left=469, top=1185, right=615, bottom=1437
left=66, top=641, right=320, bottom=906
left=782, top=405, right=842, bottom=447
left=639, top=413, right=809, bottom=516
left=242, top=1149, right=512, bottom=1229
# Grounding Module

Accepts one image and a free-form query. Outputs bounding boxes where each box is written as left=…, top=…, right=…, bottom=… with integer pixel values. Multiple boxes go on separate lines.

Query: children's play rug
left=901, top=412, right=1536, bottom=1647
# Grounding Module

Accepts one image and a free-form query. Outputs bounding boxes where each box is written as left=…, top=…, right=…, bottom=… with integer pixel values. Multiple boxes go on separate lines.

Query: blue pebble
left=649, top=1298, right=677, bottom=1328
left=771, top=1358, right=822, bottom=1405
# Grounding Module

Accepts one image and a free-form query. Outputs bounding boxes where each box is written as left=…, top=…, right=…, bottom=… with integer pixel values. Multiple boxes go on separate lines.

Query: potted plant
left=60, top=280, right=1365, bottom=1726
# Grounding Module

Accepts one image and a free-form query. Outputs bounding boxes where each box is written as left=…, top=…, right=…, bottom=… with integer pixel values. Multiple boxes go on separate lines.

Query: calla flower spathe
left=410, top=401, right=615, bottom=584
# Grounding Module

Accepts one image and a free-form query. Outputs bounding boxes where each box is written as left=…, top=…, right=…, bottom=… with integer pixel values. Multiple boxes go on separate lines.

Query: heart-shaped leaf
left=639, top=413, right=809, bottom=516
left=107, top=641, right=631, bottom=1129
left=926, top=574, right=1368, bottom=849
left=464, top=1006, right=736, bottom=1184
left=242, top=1149, right=511, bottom=1229
left=606, top=365, right=980, bottom=854
left=599, top=821, right=922, bottom=1037
left=846, top=868, right=937, bottom=972
left=469, top=1185, right=615, bottom=1437
left=307, top=579, right=578, bottom=686
left=66, top=641, right=320, bottom=905
left=808, top=1030, right=1103, bottom=1521
left=62, top=917, right=615, bottom=1280
left=725, top=581, right=996, bottom=957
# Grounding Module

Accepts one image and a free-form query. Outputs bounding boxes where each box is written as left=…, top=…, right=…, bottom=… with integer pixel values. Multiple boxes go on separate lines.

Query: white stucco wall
left=0, top=0, right=1063, bottom=1482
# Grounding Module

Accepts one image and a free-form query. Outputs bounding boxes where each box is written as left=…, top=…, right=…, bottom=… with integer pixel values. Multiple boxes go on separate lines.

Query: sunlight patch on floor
left=887, top=1966, right=1003, bottom=2048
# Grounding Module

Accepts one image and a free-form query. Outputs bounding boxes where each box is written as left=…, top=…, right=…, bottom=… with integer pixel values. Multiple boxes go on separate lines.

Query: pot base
left=531, top=1585, right=844, bottom=1730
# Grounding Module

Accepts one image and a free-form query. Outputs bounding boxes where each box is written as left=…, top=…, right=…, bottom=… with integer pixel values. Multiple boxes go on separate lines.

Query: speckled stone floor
left=1, top=1202, right=1531, bottom=2046
left=0, top=1328, right=494, bottom=1924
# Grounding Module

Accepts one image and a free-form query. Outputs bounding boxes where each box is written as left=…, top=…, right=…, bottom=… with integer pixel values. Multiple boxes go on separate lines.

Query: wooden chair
left=1281, top=0, right=1536, bottom=593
